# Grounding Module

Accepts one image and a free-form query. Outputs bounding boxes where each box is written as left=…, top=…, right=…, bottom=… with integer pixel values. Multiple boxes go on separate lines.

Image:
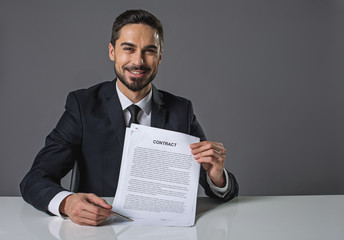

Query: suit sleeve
left=20, top=92, right=82, bottom=212
left=188, top=101, right=239, bottom=202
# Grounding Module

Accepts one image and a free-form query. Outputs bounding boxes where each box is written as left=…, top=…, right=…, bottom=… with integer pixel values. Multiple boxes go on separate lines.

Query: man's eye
left=123, top=47, right=134, bottom=51
left=145, top=49, right=157, bottom=54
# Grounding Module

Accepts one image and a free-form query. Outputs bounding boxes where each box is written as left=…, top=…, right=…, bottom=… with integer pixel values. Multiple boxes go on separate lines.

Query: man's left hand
left=190, top=141, right=227, bottom=188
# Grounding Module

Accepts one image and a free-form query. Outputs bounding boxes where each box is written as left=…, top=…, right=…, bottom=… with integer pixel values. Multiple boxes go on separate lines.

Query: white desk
left=0, top=195, right=343, bottom=240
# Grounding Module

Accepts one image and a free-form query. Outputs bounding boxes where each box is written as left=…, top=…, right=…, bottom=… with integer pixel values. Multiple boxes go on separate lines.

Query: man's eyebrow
left=120, top=42, right=136, bottom=47
left=120, top=42, right=158, bottom=50
left=143, top=45, right=158, bottom=50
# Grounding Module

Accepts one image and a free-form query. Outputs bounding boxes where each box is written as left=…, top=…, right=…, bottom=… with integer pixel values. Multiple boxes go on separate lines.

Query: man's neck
left=117, top=80, right=151, bottom=103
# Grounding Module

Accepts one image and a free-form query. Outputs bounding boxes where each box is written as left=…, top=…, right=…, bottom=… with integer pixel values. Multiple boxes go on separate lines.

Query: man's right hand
left=59, top=193, right=114, bottom=226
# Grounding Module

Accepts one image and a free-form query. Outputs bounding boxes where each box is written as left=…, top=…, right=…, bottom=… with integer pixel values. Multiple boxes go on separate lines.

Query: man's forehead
left=117, top=23, right=160, bottom=47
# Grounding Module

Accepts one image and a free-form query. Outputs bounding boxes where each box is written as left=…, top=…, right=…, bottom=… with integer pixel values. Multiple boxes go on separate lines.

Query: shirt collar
left=116, top=81, right=152, bottom=115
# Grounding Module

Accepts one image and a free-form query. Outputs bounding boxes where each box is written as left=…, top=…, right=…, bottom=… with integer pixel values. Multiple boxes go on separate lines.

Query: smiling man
left=112, top=23, right=161, bottom=102
left=20, top=9, right=239, bottom=226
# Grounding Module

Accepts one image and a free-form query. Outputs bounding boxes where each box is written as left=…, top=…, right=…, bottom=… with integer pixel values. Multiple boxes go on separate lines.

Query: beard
left=114, top=64, right=157, bottom=92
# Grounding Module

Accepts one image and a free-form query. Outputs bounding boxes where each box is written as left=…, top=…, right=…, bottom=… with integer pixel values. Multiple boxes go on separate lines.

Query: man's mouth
left=124, top=66, right=150, bottom=78
left=128, top=69, right=146, bottom=76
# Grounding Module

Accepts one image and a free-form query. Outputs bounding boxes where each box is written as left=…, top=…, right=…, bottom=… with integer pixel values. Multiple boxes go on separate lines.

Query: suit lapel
left=100, top=82, right=166, bottom=149
left=151, top=85, right=167, bottom=129
left=100, top=80, right=126, bottom=149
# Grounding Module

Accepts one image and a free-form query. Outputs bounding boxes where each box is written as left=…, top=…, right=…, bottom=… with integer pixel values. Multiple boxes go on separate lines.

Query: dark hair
left=110, top=9, right=164, bottom=49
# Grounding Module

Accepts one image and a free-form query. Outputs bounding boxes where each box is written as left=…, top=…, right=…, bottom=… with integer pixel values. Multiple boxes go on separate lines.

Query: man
left=20, top=9, right=238, bottom=226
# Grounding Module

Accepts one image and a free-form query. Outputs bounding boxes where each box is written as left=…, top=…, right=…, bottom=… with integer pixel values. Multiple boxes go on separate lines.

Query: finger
left=194, top=148, right=224, bottom=161
left=79, top=208, right=111, bottom=222
left=190, top=141, right=212, bottom=149
left=191, top=142, right=213, bottom=154
left=82, top=200, right=114, bottom=218
left=70, top=206, right=111, bottom=226
left=74, top=214, right=108, bottom=226
left=190, top=141, right=204, bottom=149
left=191, top=141, right=225, bottom=155
left=196, top=156, right=213, bottom=164
left=208, top=143, right=226, bottom=155
left=86, top=193, right=112, bottom=209
left=196, top=153, right=225, bottom=171
left=197, top=156, right=224, bottom=167
left=201, top=162, right=211, bottom=171
left=190, top=141, right=223, bottom=149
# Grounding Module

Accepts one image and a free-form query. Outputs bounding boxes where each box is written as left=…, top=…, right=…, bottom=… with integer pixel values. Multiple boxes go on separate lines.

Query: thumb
left=86, top=193, right=112, bottom=209
left=202, top=162, right=211, bottom=171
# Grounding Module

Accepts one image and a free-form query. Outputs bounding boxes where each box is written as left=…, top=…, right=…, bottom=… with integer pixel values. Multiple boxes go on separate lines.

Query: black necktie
left=127, top=104, right=141, bottom=127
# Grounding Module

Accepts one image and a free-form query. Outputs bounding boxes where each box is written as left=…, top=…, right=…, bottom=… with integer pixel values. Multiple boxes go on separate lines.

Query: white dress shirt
left=48, top=82, right=230, bottom=217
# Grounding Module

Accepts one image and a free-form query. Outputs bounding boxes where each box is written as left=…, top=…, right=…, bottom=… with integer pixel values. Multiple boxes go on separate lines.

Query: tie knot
left=127, top=104, right=141, bottom=127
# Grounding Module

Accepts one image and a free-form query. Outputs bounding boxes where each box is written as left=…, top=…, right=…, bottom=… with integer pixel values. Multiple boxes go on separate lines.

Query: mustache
left=124, top=65, right=151, bottom=72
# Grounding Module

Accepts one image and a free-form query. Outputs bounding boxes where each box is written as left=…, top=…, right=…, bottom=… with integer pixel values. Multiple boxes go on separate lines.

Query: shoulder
left=61, top=81, right=115, bottom=114
left=153, top=87, right=196, bottom=118
left=71, top=80, right=114, bottom=98
left=65, top=80, right=115, bottom=104
left=159, top=89, right=189, bottom=101
left=154, top=87, right=192, bottom=108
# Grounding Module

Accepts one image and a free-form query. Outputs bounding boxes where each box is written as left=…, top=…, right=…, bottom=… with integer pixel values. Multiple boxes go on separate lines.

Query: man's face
left=109, top=23, right=162, bottom=92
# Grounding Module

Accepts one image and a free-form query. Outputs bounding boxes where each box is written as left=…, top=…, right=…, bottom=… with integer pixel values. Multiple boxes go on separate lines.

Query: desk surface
left=0, top=195, right=343, bottom=240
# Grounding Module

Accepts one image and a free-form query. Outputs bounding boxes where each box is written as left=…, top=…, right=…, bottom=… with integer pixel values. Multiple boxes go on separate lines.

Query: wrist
left=59, top=194, right=73, bottom=216
left=210, top=171, right=226, bottom=188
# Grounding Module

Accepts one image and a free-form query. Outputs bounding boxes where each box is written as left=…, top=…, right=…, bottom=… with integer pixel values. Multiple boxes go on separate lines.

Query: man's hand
left=190, top=141, right=227, bottom=188
left=59, top=193, right=114, bottom=226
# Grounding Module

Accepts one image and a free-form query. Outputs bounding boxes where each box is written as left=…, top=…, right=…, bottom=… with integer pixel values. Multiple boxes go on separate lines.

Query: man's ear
left=109, top=43, right=115, bottom=61
left=158, top=51, right=162, bottom=65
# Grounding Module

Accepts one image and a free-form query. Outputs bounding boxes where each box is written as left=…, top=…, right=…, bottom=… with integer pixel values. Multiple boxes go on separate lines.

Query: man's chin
left=128, top=76, right=145, bottom=84
left=116, top=69, right=155, bottom=92
left=120, top=78, right=150, bottom=92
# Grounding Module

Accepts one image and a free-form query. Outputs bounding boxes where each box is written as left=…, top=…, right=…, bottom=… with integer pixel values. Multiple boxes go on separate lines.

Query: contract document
left=112, top=124, right=200, bottom=227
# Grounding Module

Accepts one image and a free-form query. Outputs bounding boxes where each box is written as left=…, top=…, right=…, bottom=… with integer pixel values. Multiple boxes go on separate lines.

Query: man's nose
left=132, top=51, right=144, bottom=65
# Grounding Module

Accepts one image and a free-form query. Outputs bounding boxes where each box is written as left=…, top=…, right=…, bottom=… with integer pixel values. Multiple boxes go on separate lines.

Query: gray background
left=1, top=0, right=343, bottom=196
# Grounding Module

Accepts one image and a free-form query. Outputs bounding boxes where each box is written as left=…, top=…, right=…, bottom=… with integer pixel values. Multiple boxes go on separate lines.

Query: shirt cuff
left=206, top=170, right=231, bottom=197
left=48, top=191, right=73, bottom=217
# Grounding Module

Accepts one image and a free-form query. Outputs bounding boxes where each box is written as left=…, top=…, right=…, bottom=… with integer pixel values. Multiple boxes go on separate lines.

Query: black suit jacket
left=20, top=80, right=238, bottom=212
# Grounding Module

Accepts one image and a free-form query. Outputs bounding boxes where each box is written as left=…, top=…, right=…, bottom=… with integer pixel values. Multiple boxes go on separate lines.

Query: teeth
left=127, top=69, right=147, bottom=75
